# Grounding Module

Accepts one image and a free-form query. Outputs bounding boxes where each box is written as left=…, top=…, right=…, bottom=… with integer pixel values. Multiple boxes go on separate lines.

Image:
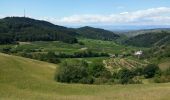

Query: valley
left=0, top=17, right=170, bottom=100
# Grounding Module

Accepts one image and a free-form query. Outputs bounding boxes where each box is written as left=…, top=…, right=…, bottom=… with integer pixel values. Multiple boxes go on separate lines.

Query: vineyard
left=103, top=58, right=149, bottom=72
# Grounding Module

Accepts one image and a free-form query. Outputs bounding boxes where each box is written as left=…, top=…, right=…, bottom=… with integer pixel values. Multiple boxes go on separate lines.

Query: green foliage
left=78, top=41, right=85, bottom=45
left=154, top=67, right=170, bottom=83
left=0, top=33, right=15, bottom=44
left=116, top=68, right=135, bottom=84
left=46, top=52, right=61, bottom=64
left=124, top=31, right=170, bottom=47
left=0, top=17, right=78, bottom=44
left=55, top=60, right=112, bottom=84
left=77, top=26, right=120, bottom=41
left=1, top=46, right=12, bottom=53
left=143, top=64, right=159, bottom=78
left=73, top=50, right=109, bottom=58
left=55, top=60, right=93, bottom=84
left=89, top=63, right=111, bottom=78
left=111, top=64, right=161, bottom=84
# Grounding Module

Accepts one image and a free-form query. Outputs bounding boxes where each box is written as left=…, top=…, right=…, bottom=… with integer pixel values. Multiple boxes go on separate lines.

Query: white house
left=134, top=50, right=143, bottom=56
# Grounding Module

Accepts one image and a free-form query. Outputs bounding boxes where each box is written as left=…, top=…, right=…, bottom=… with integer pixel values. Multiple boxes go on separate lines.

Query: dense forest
left=76, top=26, right=120, bottom=40
left=124, top=31, right=170, bottom=47
left=0, top=17, right=78, bottom=44
left=0, top=17, right=121, bottom=44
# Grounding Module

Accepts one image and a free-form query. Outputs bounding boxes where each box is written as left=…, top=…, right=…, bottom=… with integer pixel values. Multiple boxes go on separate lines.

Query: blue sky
left=1, top=0, right=170, bottom=27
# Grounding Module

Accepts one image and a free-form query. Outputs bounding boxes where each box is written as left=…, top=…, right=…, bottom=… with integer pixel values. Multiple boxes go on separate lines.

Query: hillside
left=0, top=53, right=170, bottom=100
left=0, top=17, right=78, bottom=44
left=124, top=31, right=170, bottom=47
left=76, top=26, right=120, bottom=40
left=0, top=17, right=122, bottom=44
left=122, top=28, right=170, bottom=37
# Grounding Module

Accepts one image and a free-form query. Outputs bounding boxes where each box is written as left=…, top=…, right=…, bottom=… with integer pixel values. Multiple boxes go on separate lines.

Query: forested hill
left=0, top=17, right=121, bottom=44
left=0, top=17, right=78, bottom=44
left=76, top=26, right=120, bottom=40
left=124, top=31, right=170, bottom=47
left=122, top=28, right=170, bottom=37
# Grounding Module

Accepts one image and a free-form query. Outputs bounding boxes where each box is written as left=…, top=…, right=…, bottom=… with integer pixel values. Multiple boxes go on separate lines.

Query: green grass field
left=0, top=53, right=170, bottom=100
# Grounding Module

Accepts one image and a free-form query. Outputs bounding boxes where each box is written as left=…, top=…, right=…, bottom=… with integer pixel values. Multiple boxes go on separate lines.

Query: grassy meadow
left=0, top=53, right=170, bottom=100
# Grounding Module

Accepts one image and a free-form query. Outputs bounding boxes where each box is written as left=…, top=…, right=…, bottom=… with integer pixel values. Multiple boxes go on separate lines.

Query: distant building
left=134, top=50, right=143, bottom=58
left=134, top=50, right=143, bottom=56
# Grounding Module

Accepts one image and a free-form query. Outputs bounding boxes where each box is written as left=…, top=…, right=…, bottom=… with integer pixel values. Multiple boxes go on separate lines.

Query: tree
left=55, top=60, right=93, bottom=84
left=117, top=68, right=134, bottom=84
left=89, top=63, right=111, bottom=78
left=143, top=64, right=159, bottom=78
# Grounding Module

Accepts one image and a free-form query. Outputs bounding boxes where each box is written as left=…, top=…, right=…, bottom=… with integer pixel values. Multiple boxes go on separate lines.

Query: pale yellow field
left=0, top=53, right=170, bottom=100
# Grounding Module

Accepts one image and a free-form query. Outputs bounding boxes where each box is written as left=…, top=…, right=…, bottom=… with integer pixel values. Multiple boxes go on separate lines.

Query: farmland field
left=0, top=38, right=146, bottom=54
left=103, top=58, right=149, bottom=71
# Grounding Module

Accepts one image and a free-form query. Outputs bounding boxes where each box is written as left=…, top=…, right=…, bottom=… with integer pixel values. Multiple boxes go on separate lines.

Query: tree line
left=55, top=60, right=169, bottom=84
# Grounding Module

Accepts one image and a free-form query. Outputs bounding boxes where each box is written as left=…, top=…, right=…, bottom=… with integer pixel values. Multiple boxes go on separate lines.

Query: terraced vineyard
left=103, top=58, right=149, bottom=72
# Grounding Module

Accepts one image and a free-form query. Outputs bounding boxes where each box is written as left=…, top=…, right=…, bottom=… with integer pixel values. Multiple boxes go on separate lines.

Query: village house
left=134, top=50, right=143, bottom=58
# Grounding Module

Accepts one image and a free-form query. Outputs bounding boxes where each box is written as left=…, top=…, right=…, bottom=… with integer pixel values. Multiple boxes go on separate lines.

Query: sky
left=1, top=0, right=170, bottom=28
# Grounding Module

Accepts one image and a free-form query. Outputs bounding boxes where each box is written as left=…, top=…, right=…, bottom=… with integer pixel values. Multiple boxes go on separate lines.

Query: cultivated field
left=104, top=58, right=149, bottom=71
left=0, top=38, right=145, bottom=55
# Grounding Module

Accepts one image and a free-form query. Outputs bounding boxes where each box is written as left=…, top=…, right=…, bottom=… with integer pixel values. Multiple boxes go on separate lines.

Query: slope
left=124, top=31, right=170, bottom=47
left=0, top=53, right=170, bottom=100
left=76, top=26, right=120, bottom=40
left=123, top=28, right=170, bottom=37
left=0, top=17, right=78, bottom=44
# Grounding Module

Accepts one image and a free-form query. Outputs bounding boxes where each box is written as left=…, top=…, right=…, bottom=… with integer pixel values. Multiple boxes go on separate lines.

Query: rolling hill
left=0, top=53, right=170, bottom=100
left=0, top=17, right=121, bottom=44
left=0, top=17, right=78, bottom=44
left=124, top=31, right=170, bottom=47
left=122, top=28, right=170, bottom=37
left=76, top=26, right=120, bottom=40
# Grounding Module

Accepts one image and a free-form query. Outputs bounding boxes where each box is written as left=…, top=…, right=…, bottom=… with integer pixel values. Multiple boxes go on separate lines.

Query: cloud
left=1, top=7, right=170, bottom=26
left=43, top=7, right=170, bottom=25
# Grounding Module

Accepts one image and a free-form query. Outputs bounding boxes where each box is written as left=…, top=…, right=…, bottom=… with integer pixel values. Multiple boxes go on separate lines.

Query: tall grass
left=0, top=53, right=170, bottom=100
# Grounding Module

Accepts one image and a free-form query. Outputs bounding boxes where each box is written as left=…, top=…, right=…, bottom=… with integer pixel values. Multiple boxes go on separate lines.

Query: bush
left=1, top=47, right=12, bottom=53
left=133, top=67, right=143, bottom=76
left=78, top=41, right=85, bottom=45
left=154, top=67, right=170, bottom=83
left=143, top=64, right=159, bottom=78
left=55, top=60, right=93, bottom=84
left=89, top=63, right=111, bottom=79
left=117, top=68, right=135, bottom=84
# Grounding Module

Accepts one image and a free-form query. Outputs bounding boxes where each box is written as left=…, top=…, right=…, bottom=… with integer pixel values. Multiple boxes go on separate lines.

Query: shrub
left=89, top=63, right=111, bottom=79
left=78, top=41, right=85, bottom=45
left=117, top=68, right=134, bottom=84
left=133, top=67, right=143, bottom=76
left=1, top=47, right=12, bottom=53
left=143, top=64, right=159, bottom=78
left=55, top=60, right=93, bottom=84
left=154, top=67, right=170, bottom=83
